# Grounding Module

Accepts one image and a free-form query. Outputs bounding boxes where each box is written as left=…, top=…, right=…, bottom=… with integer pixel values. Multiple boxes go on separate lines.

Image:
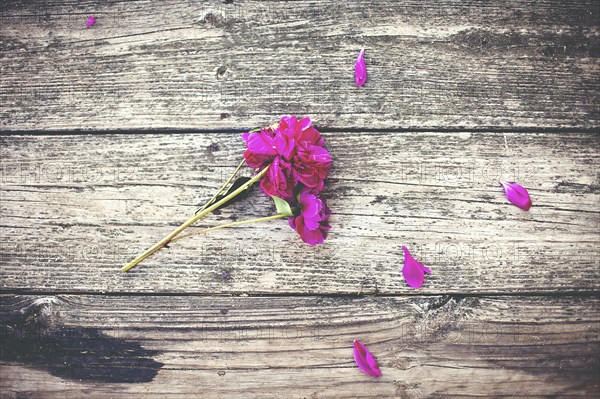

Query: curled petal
left=299, top=190, right=321, bottom=229
left=289, top=215, right=328, bottom=245
left=243, top=149, right=271, bottom=169
left=499, top=181, right=532, bottom=211
left=307, top=145, right=331, bottom=164
left=86, top=15, right=96, bottom=28
left=299, top=117, right=312, bottom=131
left=402, top=246, right=431, bottom=289
left=353, top=340, right=382, bottom=378
left=274, top=134, right=295, bottom=159
left=355, top=49, right=367, bottom=87
left=296, top=126, right=324, bottom=146
left=244, top=132, right=277, bottom=156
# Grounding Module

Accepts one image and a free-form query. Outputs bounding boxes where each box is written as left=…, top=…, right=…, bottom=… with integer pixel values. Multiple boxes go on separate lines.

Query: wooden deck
left=1, top=1, right=599, bottom=398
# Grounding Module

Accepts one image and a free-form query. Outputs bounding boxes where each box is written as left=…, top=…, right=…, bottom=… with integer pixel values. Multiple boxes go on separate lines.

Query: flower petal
left=289, top=215, right=326, bottom=245
left=353, top=340, right=382, bottom=378
left=274, top=134, right=295, bottom=159
left=86, top=15, right=96, bottom=28
left=299, top=117, right=312, bottom=131
left=300, top=225, right=326, bottom=245
left=499, top=181, right=532, bottom=211
left=402, top=246, right=431, bottom=289
left=355, top=49, right=367, bottom=87
left=308, top=145, right=331, bottom=164
left=245, top=132, right=277, bottom=156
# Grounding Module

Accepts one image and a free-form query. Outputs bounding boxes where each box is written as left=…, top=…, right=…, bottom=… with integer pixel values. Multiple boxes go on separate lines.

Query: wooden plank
left=0, top=0, right=598, bottom=130
left=1, top=294, right=598, bottom=398
left=1, top=132, right=598, bottom=294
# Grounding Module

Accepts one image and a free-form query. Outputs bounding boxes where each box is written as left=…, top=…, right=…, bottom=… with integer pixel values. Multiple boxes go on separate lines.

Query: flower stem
left=121, top=165, right=270, bottom=272
left=196, top=158, right=246, bottom=213
left=169, top=214, right=288, bottom=244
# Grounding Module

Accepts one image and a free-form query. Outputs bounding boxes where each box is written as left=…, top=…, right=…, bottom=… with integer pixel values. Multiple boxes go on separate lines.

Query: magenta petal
left=499, top=181, right=532, bottom=211
left=299, top=117, right=312, bottom=130
left=288, top=216, right=297, bottom=230
left=301, top=227, right=325, bottom=245
left=246, top=133, right=277, bottom=156
left=274, top=134, right=290, bottom=158
left=308, top=145, right=331, bottom=163
left=353, top=340, right=382, bottom=378
left=86, top=15, right=96, bottom=28
left=299, top=190, right=319, bottom=216
left=355, top=49, right=367, bottom=87
left=402, top=246, right=430, bottom=289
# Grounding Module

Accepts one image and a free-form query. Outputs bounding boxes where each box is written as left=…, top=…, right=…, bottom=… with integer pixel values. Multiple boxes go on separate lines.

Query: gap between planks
left=0, top=127, right=599, bottom=136
left=1, top=290, right=599, bottom=299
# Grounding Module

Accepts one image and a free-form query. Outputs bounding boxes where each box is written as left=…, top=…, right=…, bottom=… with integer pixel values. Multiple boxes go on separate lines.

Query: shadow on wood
left=0, top=297, right=163, bottom=383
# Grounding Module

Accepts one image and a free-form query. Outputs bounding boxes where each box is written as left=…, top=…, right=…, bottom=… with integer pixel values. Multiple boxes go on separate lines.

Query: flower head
left=289, top=188, right=331, bottom=245
left=242, top=116, right=331, bottom=199
left=402, top=246, right=431, bottom=289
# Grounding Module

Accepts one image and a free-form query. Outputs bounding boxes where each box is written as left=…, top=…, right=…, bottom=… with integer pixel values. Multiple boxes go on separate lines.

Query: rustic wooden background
left=1, top=0, right=599, bottom=398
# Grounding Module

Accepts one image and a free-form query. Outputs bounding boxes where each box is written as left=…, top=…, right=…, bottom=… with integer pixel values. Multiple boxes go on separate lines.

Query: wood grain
left=1, top=132, right=598, bottom=294
left=0, top=0, right=598, bottom=130
left=1, top=294, right=598, bottom=398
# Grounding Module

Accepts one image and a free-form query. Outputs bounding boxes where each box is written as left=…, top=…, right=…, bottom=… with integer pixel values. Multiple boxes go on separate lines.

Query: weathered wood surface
left=1, top=0, right=599, bottom=396
left=1, top=132, right=598, bottom=294
left=1, top=294, right=598, bottom=398
left=0, top=0, right=599, bottom=130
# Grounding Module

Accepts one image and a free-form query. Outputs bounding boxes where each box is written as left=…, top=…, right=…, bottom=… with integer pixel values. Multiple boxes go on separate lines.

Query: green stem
left=196, top=158, right=246, bottom=213
left=169, top=214, right=288, bottom=244
left=121, top=165, right=270, bottom=272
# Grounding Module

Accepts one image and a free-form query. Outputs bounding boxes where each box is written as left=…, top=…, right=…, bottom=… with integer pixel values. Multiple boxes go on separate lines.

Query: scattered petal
left=402, top=246, right=431, bottom=289
left=86, top=15, right=96, bottom=28
left=355, top=49, right=367, bottom=87
left=499, top=181, right=532, bottom=211
left=353, top=340, right=382, bottom=378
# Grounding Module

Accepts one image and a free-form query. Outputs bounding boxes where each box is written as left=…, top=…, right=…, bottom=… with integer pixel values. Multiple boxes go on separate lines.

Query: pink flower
left=402, top=246, right=431, bottom=289
left=86, top=15, right=96, bottom=28
left=289, top=188, right=331, bottom=245
left=355, top=49, right=367, bottom=86
left=353, top=340, right=381, bottom=378
left=242, top=116, right=331, bottom=199
left=499, top=181, right=532, bottom=211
